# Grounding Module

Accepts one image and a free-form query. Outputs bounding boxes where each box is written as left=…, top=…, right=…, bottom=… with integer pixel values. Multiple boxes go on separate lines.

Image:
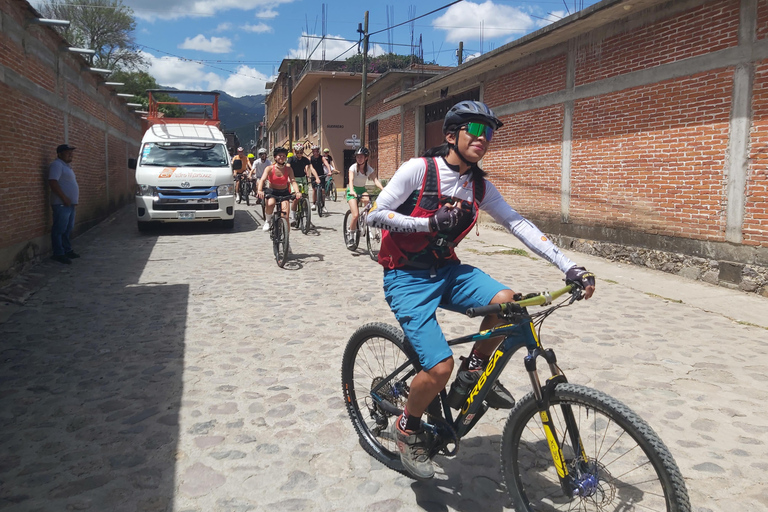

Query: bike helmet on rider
left=323, top=148, right=330, bottom=153
left=442, top=100, right=503, bottom=134
left=247, top=153, right=255, bottom=159
left=311, top=145, right=320, bottom=150
left=257, top=148, right=267, bottom=155
left=355, top=147, right=369, bottom=156
left=273, top=147, right=288, bottom=157
left=294, top=143, right=304, bottom=152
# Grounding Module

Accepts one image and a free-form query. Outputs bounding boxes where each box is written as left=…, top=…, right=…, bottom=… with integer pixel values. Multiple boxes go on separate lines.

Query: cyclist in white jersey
left=346, top=147, right=383, bottom=246
left=366, top=100, right=596, bottom=479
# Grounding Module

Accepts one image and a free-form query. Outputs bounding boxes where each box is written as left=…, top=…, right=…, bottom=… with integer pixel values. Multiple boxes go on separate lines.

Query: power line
left=137, top=44, right=270, bottom=81
left=369, top=0, right=464, bottom=36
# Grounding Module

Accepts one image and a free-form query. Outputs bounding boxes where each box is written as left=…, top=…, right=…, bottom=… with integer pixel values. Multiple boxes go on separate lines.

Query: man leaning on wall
left=48, top=144, right=80, bottom=265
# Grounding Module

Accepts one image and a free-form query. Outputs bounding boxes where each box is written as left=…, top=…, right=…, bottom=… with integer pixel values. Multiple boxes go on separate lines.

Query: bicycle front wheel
left=501, top=383, right=690, bottom=512
left=329, top=183, right=337, bottom=202
left=341, top=323, right=417, bottom=475
left=343, top=210, right=359, bottom=250
left=273, top=217, right=290, bottom=267
left=300, top=197, right=311, bottom=234
left=366, top=226, right=382, bottom=261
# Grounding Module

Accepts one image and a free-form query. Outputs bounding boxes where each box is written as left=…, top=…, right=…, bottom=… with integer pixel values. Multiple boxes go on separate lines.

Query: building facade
left=265, top=59, right=379, bottom=188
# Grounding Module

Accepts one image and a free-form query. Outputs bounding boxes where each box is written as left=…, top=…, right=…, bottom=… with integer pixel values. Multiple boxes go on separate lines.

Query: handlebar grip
left=465, top=303, right=502, bottom=318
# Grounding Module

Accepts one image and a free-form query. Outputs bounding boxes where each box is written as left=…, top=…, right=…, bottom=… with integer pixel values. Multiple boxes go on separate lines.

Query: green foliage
left=109, top=71, right=185, bottom=117
left=38, top=0, right=143, bottom=71
left=343, top=53, right=426, bottom=74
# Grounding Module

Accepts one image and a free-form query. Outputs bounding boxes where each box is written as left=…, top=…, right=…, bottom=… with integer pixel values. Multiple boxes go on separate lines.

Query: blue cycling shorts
left=382, top=263, right=509, bottom=370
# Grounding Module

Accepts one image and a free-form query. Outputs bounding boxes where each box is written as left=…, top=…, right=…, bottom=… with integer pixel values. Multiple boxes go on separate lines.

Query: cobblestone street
left=1, top=198, right=767, bottom=511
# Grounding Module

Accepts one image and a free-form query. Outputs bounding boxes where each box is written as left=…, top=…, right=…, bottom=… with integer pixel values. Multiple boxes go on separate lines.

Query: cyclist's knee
left=426, top=358, right=454, bottom=386
left=491, top=288, right=517, bottom=304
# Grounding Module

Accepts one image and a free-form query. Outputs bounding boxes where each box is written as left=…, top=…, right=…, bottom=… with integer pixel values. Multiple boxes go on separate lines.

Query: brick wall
left=0, top=0, right=142, bottom=279
left=484, top=105, right=564, bottom=223
left=575, top=0, right=739, bottom=86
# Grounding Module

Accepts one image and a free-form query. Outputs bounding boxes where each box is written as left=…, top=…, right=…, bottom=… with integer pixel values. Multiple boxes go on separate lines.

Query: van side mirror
left=128, top=158, right=137, bottom=170
left=232, top=159, right=242, bottom=171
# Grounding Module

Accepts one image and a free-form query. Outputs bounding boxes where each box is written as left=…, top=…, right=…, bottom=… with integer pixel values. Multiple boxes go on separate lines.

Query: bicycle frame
left=370, top=284, right=588, bottom=495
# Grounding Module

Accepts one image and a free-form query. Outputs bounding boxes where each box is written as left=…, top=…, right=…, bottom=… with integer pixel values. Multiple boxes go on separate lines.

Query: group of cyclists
left=233, top=143, right=384, bottom=240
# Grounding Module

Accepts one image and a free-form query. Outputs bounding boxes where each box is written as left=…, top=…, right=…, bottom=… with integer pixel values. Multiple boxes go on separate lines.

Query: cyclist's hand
left=565, top=266, right=596, bottom=299
left=428, top=203, right=463, bottom=232
left=258, top=190, right=264, bottom=199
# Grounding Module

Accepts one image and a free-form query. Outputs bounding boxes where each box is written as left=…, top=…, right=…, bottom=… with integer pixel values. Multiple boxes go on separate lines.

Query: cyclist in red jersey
left=257, top=147, right=301, bottom=232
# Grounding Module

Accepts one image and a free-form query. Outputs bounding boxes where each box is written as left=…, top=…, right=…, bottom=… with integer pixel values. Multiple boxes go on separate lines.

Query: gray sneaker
left=389, top=421, right=435, bottom=479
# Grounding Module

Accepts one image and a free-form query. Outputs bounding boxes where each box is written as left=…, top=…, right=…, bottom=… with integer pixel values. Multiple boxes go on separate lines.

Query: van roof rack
left=146, top=89, right=220, bottom=127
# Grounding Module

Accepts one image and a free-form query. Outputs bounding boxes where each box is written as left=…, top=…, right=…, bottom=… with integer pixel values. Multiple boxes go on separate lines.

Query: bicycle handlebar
left=264, top=193, right=297, bottom=201
left=465, top=284, right=575, bottom=318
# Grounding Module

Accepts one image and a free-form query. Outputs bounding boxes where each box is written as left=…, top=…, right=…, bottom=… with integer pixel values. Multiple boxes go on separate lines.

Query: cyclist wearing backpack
left=366, top=100, right=596, bottom=479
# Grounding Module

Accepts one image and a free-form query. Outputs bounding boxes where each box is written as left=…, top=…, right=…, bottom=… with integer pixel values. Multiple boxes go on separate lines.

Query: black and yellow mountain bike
left=341, top=284, right=690, bottom=511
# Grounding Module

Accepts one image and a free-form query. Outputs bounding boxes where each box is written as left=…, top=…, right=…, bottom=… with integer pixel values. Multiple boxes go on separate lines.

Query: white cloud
left=178, top=35, right=233, bottom=54
left=286, top=33, right=385, bottom=61
left=215, top=22, right=233, bottom=32
left=432, top=1, right=535, bottom=43
left=142, top=52, right=271, bottom=97
left=244, top=23, right=273, bottom=34
left=256, top=9, right=278, bottom=19
left=125, top=0, right=294, bottom=21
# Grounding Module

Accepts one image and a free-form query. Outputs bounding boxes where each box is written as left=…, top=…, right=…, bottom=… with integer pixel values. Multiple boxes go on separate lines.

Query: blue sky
left=59, top=0, right=601, bottom=97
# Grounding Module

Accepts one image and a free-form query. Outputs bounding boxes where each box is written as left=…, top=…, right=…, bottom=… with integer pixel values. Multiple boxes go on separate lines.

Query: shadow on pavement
left=0, top=208, right=186, bottom=511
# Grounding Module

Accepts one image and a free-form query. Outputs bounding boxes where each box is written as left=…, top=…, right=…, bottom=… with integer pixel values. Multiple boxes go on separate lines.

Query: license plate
left=178, top=212, right=195, bottom=220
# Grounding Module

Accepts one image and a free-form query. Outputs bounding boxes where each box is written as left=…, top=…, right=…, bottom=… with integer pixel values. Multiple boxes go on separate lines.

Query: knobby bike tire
left=273, top=217, right=290, bottom=268
left=244, top=182, right=251, bottom=206
left=366, top=225, right=382, bottom=261
left=300, top=197, right=312, bottom=234
left=501, top=383, right=690, bottom=512
left=341, top=322, right=416, bottom=477
left=260, top=200, right=266, bottom=220
left=329, top=184, right=337, bottom=202
left=343, top=210, right=360, bottom=250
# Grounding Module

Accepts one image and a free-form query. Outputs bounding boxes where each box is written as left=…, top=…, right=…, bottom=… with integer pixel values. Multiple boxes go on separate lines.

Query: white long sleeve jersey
left=367, top=157, right=576, bottom=273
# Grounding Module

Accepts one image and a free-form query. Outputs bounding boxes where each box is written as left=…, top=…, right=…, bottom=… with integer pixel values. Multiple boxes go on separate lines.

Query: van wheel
left=222, top=219, right=235, bottom=229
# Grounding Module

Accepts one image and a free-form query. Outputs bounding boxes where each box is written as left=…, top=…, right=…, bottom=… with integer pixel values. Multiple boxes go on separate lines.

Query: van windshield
left=140, top=142, right=229, bottom=167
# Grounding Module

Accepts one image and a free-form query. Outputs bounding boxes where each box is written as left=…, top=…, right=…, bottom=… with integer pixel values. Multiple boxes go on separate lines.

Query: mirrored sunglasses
left=464, top=122, right=494, bottom=141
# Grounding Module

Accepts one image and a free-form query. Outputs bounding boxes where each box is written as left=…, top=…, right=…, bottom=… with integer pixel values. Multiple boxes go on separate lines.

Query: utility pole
left=288, top=67, right=294, bottom=151
left=457, top=42, right=463, bottom=65
left=358, top=12, right=369, bottom=149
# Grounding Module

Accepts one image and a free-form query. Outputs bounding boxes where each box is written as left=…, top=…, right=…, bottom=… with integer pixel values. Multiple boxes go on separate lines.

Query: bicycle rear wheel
left=341, top=323, right=417, bottom=475
left=316, top=188, right=325, bottom=217
left=366, top=225, right=382, bottom=261
left=501, top=383, right=690, bottom=512
left=343, top=210, right=359, bottom=250
left=272, top=217, right=290, bottom=268
left=300, top=197, right=311, bottom=234
left=329, top=183, right=337, bottom=202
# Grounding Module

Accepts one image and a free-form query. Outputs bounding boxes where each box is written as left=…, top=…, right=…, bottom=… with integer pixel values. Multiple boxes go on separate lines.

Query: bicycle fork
left=525, top=343, right=592, bottom=498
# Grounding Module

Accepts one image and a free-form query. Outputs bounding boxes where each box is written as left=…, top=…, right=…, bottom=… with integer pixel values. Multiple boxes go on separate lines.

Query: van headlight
left=217, top=184, right=234, bottom=196
left=136, top=184, right=156, bottom=196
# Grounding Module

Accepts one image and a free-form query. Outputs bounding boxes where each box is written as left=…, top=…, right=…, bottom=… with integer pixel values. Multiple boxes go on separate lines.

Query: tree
left=37, top=0, right=144, bottom=71
left=109, top=70, right=185, bottom=117
left=343, top=53, right=427, bottom=74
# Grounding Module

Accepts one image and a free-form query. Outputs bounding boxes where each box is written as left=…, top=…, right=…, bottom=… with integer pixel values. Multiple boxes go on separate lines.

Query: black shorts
left=265, top=187, right=292, bottom=200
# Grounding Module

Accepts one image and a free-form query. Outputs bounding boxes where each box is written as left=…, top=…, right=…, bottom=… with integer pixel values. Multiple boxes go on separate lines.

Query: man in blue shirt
left=48, top=144, right=80, bottom=264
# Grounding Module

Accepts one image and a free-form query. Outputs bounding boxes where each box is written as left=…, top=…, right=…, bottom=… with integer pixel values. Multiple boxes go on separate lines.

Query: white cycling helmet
left=293, top=143, right=304, bottom=152
left=257, top=148, right=267, bottom=155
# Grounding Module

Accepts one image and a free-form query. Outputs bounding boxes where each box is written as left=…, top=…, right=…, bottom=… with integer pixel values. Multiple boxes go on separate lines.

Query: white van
left=130, top=91, right=237, bottom=231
